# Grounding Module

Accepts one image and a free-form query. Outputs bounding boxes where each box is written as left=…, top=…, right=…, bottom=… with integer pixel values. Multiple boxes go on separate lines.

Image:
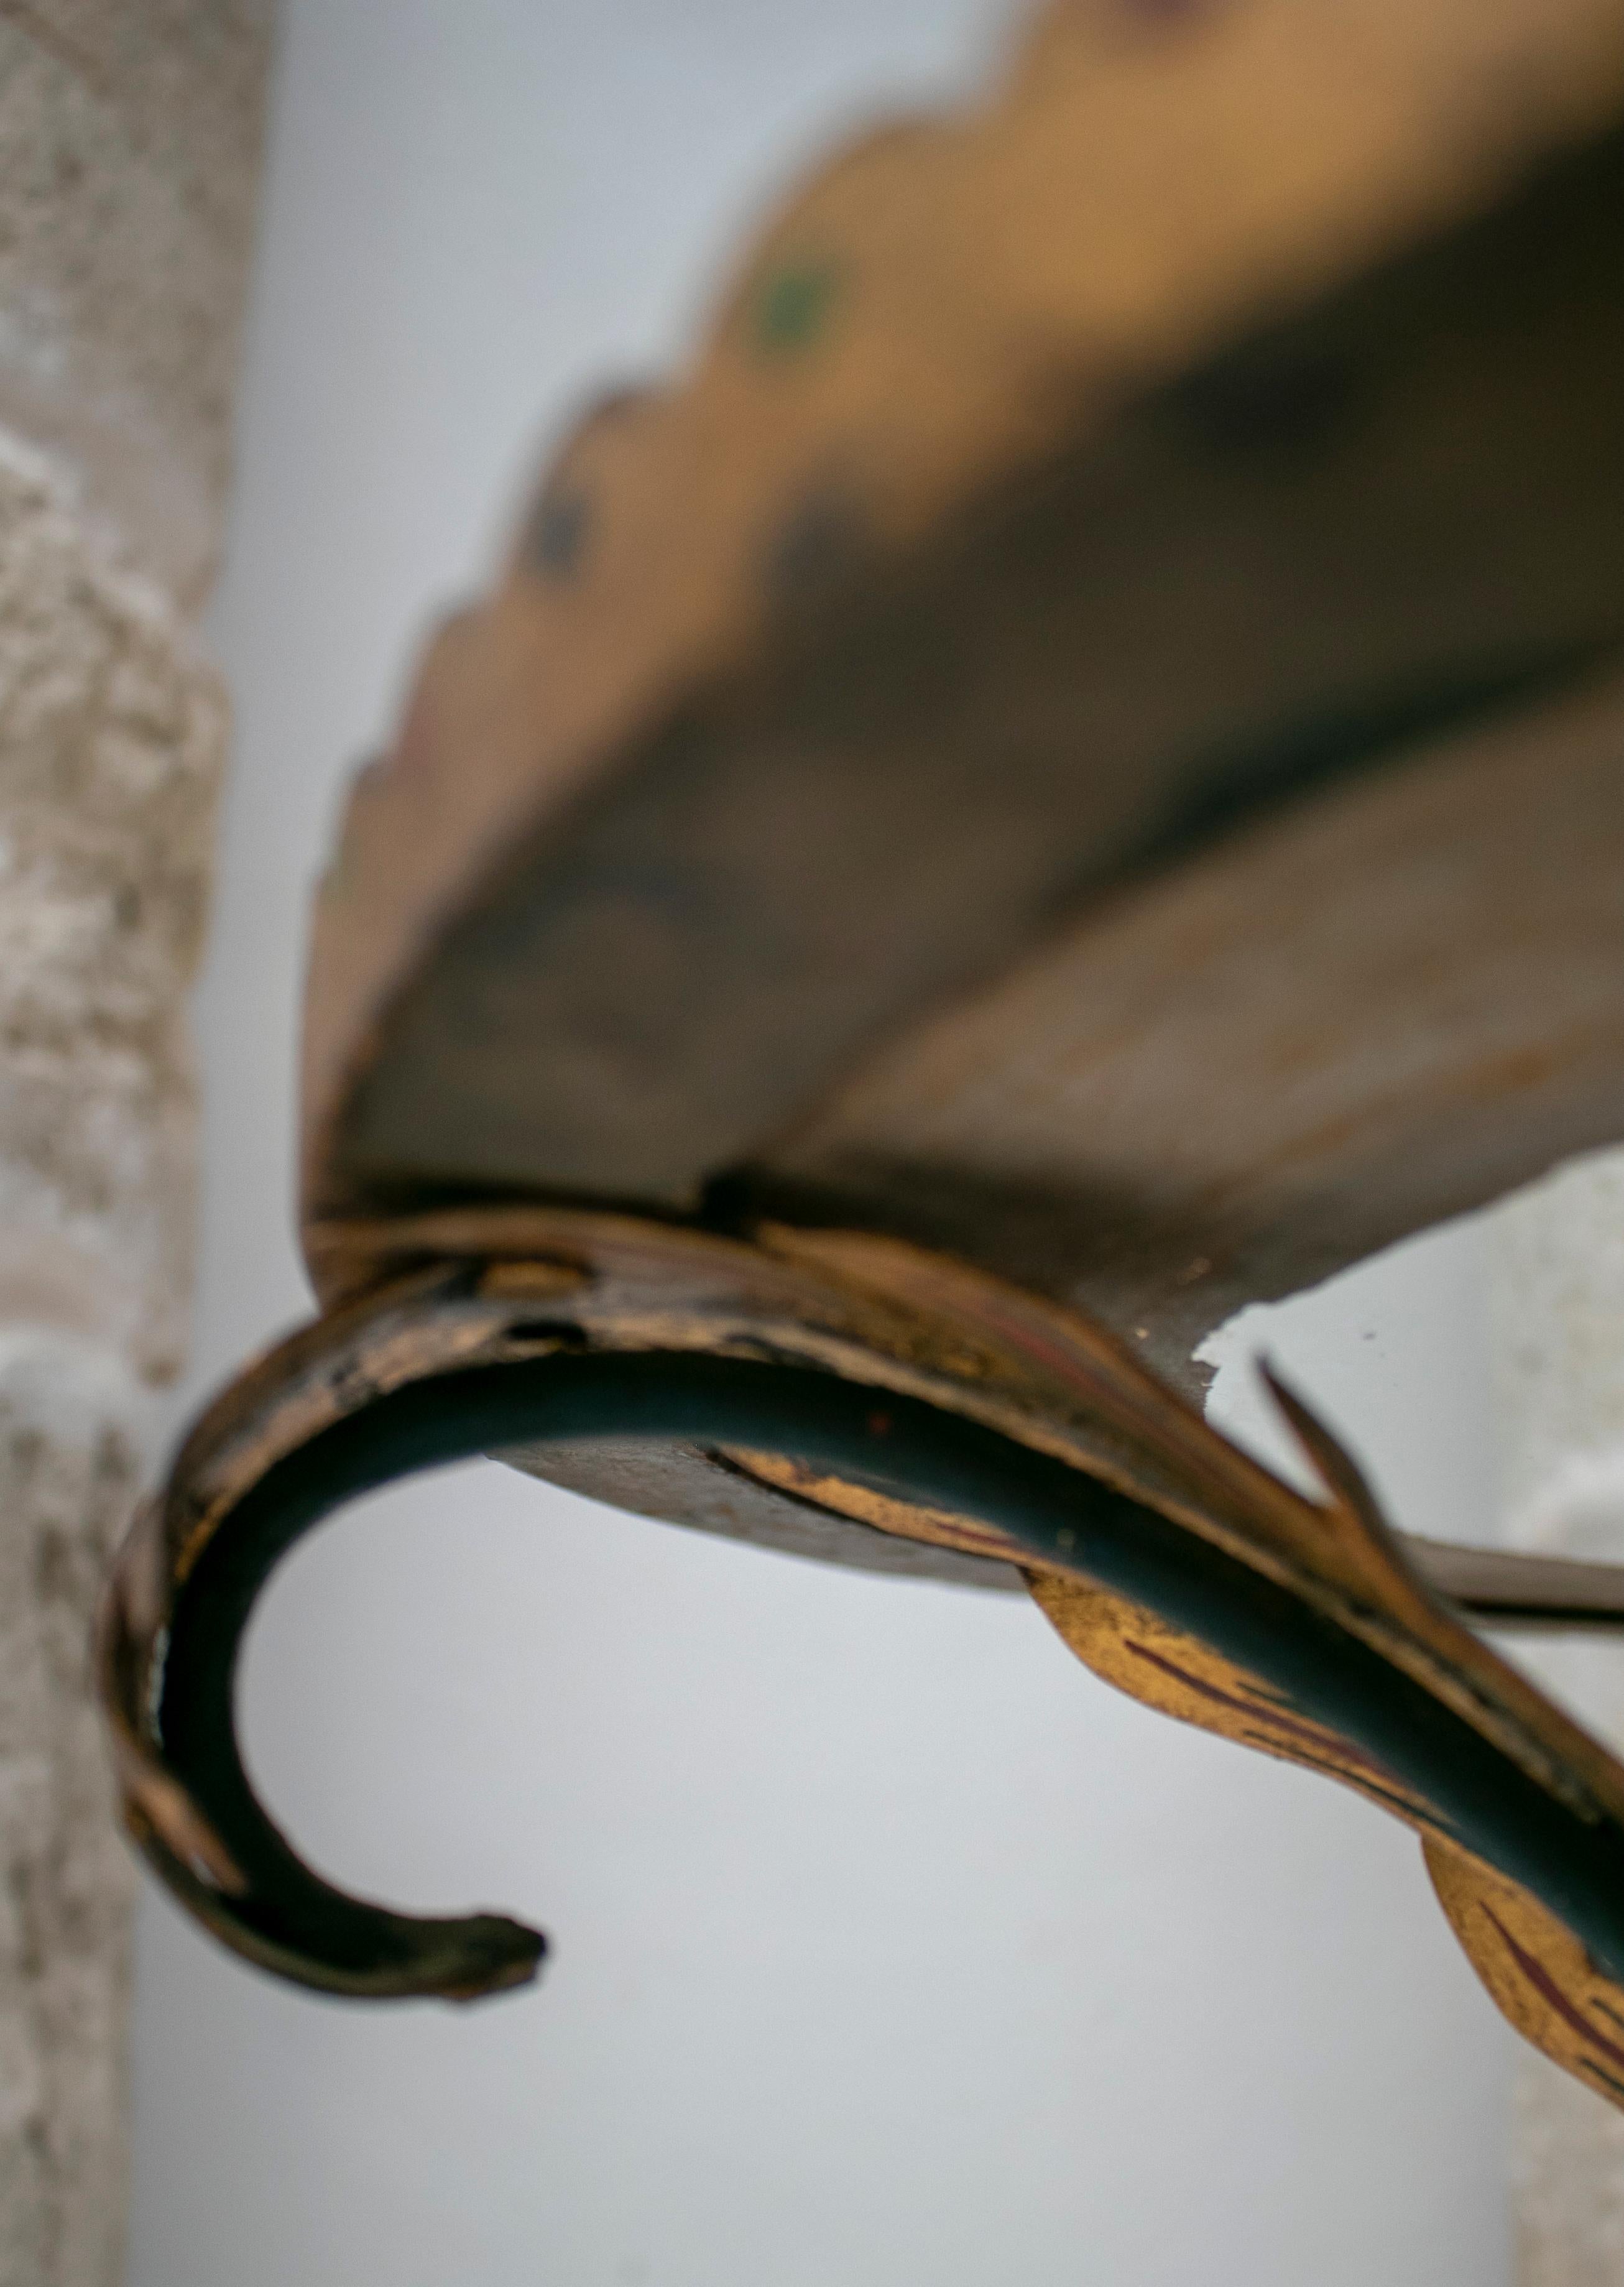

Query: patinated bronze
left=99, top=0, right=1624, bottom=2128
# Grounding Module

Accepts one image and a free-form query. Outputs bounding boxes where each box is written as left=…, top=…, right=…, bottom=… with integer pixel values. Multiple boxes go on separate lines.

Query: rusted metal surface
left=759, top=668, right=1624, bottom=1398
left=313, top=113, right=1624, bottom=1237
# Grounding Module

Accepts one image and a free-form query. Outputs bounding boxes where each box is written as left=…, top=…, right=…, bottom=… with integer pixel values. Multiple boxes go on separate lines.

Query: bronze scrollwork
left=100, top=0, right=1624, bottom=2145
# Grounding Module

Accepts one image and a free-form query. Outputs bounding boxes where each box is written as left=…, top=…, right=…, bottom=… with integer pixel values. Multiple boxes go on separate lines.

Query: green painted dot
left=753, top=261, right=841, bottom=355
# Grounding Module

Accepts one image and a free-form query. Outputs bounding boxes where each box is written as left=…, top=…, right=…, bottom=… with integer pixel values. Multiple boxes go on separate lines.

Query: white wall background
left=124, top=5, right=1513, bottom=2281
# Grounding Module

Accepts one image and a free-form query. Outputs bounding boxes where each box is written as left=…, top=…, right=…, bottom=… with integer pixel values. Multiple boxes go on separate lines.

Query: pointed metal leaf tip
left=1254, top=1352, right=1405, bottom=1556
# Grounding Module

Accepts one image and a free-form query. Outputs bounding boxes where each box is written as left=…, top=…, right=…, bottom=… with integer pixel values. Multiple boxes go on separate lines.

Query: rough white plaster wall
left=0, top=8, right=272, bottom=2278
left=0, top=1331, right=150, bottom=2287
left=0, top=434, right=224, bottom=2284
left=0, top=2, right=277, bottom=608
left=0, top=441, right=223, bottom=1380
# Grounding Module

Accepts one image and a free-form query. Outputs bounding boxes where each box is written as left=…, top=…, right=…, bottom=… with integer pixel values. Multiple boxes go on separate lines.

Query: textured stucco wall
left=0, top=1, right=275, bottom=606
left=1490, top=1149, right=1624, bottom=2286
left=0, top=425, right=227, bottom=2287
left=0, top=6, right=272, bottom=2279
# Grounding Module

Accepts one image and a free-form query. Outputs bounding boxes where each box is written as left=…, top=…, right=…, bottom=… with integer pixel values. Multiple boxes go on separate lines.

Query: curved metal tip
left=130, top=1790, right=548, bottom=2003
left=96, top=1449, right=550, bottom=2003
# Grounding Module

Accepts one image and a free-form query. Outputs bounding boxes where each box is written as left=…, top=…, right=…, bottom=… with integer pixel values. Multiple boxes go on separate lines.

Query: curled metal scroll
left=96, top=1210, right=1624, bottom=2116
